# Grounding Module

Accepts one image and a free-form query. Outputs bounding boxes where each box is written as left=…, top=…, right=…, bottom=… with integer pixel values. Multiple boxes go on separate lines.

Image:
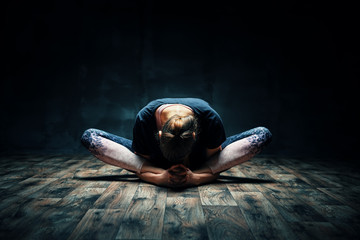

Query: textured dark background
left=2, top=1, right=359, bottom=161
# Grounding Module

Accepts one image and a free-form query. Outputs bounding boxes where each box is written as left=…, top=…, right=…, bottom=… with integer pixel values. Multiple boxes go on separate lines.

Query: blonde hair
left=159, top=114, right=199, bottom=163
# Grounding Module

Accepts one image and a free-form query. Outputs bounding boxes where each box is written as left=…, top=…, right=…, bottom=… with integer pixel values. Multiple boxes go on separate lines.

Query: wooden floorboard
left=0, top=154, right=359, bottom=240
left=163, top=196, right=207, bottom=240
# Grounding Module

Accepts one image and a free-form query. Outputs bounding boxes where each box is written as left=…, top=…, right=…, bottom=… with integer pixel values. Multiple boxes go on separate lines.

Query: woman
left=81, top=98, right=272, bottom=188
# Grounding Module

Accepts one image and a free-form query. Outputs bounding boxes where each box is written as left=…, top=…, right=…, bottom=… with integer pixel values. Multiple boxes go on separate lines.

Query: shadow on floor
left=73, top=173, right=275, bottom=184
left=216, top=175, right=275, bottom=184
left=73, top=174, right=141, bottom=182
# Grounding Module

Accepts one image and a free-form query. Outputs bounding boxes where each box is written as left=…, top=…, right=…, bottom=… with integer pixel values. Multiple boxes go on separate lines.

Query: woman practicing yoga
left=81, top=98, right=272, bottom=188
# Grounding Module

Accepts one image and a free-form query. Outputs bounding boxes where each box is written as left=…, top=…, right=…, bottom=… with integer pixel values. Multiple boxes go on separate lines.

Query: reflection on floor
left=1, top=154, right=359, bottom=240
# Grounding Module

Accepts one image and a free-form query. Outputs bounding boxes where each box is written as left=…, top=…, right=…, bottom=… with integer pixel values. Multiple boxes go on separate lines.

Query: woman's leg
left=205, top=127, right=272, bottom=173
left=81, top=128, right=145, bottom=173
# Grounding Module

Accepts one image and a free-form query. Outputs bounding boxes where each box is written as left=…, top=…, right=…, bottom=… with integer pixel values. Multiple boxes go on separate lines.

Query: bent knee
left=81, top=128, right=100, bottom=149
left=255, top=126, right=272, bottom=144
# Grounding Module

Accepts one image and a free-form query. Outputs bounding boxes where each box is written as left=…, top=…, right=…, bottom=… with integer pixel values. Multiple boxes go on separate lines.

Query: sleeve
left=202, top=108, right=226, bottom=149
left=132, top=116, right=152, bottom=155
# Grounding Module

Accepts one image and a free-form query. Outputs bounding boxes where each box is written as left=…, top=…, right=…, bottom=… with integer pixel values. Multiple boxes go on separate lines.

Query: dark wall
left=2, top=1, right=359, bottom=160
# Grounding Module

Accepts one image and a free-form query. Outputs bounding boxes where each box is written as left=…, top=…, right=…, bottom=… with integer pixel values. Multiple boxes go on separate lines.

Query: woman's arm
left=136, top=168, right=187, bottom=188
left=136, top=160, right=171, bottom=186
left=136, top=171, right=169, bottom=187
left=185, top=166, right=219, bottom=186
left=186, top=170, right=220, bottom=186
left=137, top=164, right=191, bottom=188
left=136, top=164, right=219, bottom=188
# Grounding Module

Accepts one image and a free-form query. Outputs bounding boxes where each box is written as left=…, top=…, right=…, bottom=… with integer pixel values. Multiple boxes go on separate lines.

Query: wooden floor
left=0, top=155, right=359, bottom=240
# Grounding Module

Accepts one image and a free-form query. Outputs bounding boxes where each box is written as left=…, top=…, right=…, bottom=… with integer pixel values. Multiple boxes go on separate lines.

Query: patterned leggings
left=81, top=127, right=272, bottom=173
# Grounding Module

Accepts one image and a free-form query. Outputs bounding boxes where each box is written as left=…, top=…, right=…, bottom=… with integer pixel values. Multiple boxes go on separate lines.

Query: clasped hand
left=165, top=164, right=194, bottom=187
left=137, top=162, right=216, bottom=188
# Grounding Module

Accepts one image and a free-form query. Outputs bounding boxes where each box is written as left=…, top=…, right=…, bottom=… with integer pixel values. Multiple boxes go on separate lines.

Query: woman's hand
left=167, top=164, right=188, bottom=186
left=167, top=164, right=219, bottom=188
left=136, top=166, right=185, bottom=188
left=139, top=164, right=190, bottom=188
left=136, top=163, right=219, bottom=188
left=183, top=168, right=220, bottom=187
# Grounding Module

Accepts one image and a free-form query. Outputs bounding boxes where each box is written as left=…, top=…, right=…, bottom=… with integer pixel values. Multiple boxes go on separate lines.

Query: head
left=158, top=114, right=199, bottom=164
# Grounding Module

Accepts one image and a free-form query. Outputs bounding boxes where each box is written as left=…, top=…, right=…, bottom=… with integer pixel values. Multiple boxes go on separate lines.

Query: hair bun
left=159, top=114, right=199, bottom=162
